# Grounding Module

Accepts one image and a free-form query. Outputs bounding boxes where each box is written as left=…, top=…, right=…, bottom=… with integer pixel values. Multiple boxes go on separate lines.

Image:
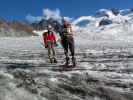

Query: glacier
left=0, top=9, right=133, bottom=100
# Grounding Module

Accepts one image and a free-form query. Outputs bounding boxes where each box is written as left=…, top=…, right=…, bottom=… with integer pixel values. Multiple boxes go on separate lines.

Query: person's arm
left=52, top=33, right=56, bottom=43
left=69, top=24, right=74, bottom=36
left=52, top=32, right=58, bottom=46
left=70, top=25, right=73, bottom=33
left=43, top=33, right=48, bottom=48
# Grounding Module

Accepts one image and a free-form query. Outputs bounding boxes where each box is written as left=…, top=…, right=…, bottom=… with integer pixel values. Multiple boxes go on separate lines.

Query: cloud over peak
left=26, top=8, right=63, bottom=23
left=43, top=9, right=62, bottom=21
left=26, top=14, right=42, bottom=23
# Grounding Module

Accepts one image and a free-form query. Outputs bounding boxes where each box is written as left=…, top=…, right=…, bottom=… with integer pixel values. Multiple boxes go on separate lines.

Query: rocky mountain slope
left=0, top=19, right=33, bottom=37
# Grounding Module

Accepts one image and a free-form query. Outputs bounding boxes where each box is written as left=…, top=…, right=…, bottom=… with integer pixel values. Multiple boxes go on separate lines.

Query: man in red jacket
left=43, top=25, right=58, bottom=63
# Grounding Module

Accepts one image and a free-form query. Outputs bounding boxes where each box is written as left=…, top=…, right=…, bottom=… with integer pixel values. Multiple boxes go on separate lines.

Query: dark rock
left=99, top=19, right=113, bottom=26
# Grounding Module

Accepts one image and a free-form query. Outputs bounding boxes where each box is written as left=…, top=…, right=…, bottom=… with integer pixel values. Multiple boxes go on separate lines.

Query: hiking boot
left=65, top=57, right=70, bottom=66
left=49, top=58, right=53, bottom=63
left=72, top=57, right=76, bottom=67
left=53, top=58, right=57, bottom=63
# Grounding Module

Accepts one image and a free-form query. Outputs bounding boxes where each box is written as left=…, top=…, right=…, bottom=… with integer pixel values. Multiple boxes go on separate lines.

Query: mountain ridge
left=0, top=8, right=133, bottom=38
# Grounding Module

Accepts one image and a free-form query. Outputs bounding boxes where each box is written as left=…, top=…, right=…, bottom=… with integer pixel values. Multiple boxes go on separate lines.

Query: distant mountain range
left=0, top=8, right=133, bottom=38
left=0, top=18, right=34, bottom=37
left=73, top=8, right=133, bottom=42
left=0, top=17, right=62, bottom=37
left=31, top=18, right=62, bottom=32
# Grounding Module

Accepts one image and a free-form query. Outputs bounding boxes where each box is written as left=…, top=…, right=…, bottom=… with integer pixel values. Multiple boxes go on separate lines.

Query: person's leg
left=51, top=44, right=57, bottom=63
left=68, top=36, right=76, bottom=66
left=61, top=37, right=69, bottom=65
left=68, top=37, right=75, bottom=57
left=48, top=48, right=53, bottom=63
left=47, top=42, right=53, bottom=63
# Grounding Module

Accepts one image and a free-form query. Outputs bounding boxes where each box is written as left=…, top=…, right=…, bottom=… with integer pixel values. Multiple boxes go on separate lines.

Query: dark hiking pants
left=61, top=36, right=75, bottom=58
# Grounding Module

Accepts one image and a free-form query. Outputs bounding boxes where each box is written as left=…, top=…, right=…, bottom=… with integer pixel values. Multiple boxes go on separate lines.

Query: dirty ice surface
left=0, top=37, right=133, bottom=100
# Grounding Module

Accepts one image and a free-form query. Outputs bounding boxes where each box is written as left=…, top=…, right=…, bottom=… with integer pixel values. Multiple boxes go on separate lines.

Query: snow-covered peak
left=120, top=9, right=133, bottom=15
left=97, top=9, right=116, bottom=18
left=73, top=9, right=133, bottom=27
left=72, top=16, right=95, bottom=25
left=73, top=9, right=133, bottom=43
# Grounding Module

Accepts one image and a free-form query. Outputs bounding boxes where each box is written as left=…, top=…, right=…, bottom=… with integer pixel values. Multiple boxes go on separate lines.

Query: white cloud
left=43, top=8, right=62, bottom=21
left=26, top=14, right=42, bottom=23
left=26, top=8, right=73, bottom=24
left=63, top=17, right=73, bottom=22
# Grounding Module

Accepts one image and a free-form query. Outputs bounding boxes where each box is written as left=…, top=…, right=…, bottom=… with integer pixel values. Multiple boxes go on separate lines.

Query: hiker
left=60, top=18, right=76, bottom=67
left=43, top=25, right=58, bottom=63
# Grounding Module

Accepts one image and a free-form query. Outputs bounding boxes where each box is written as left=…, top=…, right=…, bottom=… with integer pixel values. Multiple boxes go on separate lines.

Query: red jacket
left=43, top=31, right=56, bottom=46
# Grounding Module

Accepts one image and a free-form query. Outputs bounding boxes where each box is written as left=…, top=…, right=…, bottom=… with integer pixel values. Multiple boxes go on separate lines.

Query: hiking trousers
left=47, top=42, right=56, bottom=60
left=61, top=36, right=75, bottom=58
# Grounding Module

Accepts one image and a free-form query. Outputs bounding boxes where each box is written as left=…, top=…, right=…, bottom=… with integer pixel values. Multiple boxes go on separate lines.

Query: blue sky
left=0, top=0, right=133, bottom=20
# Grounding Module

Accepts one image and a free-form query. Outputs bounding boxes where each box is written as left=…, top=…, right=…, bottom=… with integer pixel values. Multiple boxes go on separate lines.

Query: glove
left=54, top=42, right=58, bottom=47
left=45, top=45, right=48, bottom=48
